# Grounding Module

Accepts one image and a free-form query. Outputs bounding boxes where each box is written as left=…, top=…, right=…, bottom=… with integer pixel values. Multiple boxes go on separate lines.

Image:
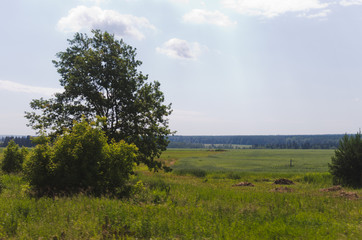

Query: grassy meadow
left=0, top=148, right=361, bottom=239
left=170, top=149, right=334, bottom=173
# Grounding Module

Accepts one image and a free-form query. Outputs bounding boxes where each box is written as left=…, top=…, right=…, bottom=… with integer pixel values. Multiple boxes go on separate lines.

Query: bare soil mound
left=319, top=186, right=359, bottom=200
left=339, top=191, right=359, bottom=200
left=273, top=178, right=294, bottom=185
left=233, top=182, right=254, bottom=187
left=320, top=185, right=342, bottom=192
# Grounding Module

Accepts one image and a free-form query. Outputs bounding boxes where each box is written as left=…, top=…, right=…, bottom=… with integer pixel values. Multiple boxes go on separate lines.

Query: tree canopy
left=1, top=139, right=27, bottom=173
left=329, top=132, right=362, bottom=188
left=25, top=30, right=173, bottom=169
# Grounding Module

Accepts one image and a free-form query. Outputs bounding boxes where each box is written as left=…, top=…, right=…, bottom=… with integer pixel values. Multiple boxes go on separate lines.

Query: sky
left=1, top=0, right=362, bottom=136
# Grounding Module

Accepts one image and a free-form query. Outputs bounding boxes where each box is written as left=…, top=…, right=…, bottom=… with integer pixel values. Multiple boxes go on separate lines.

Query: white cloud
left=221, top=0, right=329, bottom=18
left=156, top=38, right=207, bottom=60
left=299, top=9, right=331, bottom=18
left=0, top=80, right=62, bottom=96
left=183, top=9, right=236, bottom=26
left=340, top=0, right=362, bottom=6
left=57, top=6, right=155, bottom=40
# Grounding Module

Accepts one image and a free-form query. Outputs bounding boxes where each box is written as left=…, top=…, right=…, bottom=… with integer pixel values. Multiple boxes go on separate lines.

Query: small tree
left=23, top=119, right=138, bottom=196
left=1, top=139, right=27, bottom=173
left=329, top=132, right=362, bottom=188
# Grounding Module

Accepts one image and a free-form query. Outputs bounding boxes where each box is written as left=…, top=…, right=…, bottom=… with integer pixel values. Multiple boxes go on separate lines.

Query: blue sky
left=1, top=0, right=362, bottom=135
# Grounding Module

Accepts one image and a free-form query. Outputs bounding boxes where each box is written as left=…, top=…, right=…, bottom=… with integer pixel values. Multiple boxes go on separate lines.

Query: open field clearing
left=166, top=149, right=335, bottom=174
left=0, top=149, right=361, bottom=239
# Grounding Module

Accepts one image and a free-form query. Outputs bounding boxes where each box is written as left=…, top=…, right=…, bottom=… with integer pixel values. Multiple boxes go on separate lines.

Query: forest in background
left=0, top=134, right=345, bottom=149
left=0, top=134, right=344, bottom=149
left=168, top=135, right=344, bottom=149
left=0, top=136, right=34, bottom=147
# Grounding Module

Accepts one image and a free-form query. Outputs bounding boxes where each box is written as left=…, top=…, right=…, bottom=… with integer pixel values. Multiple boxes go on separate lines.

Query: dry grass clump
left=320, top=185, right=342, bottom=192
left=273, top=178, right=294, bottom=185
left=232, top=182, right=254, bottom=187
left=320, top=185, right=359, bottom=200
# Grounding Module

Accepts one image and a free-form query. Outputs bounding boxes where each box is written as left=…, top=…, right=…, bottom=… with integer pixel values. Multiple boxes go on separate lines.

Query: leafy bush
left=1, top=140, right=27, bottom=173
left=23, top=119, right=138, bottom=196
left=329, top=133, right=362, bottom=188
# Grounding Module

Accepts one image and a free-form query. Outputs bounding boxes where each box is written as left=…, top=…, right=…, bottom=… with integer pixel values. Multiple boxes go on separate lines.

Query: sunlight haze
left=1, top=0, right=362, bottom=135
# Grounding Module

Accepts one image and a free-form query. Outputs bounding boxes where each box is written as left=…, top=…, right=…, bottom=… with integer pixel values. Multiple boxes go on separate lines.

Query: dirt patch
left=273, top=178, right=294, bottom=185
left=320, top=185, right=342, bottom=192
left=168, top=159, right=177, bottom=166
left=271, top=187, right=293, bottom=193
left=319, top=186, right=359, bottom=200
left=233, top=182, right=254, bottom=187
left=339, top=191, right=359, bottom=200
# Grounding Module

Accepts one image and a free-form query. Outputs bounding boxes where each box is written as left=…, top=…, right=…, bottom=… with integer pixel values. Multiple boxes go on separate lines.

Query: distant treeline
left=168, top=135, right=344, bottom=149
left=0, top=134, right=345, bottom=149
left=0, top=136, right=35, bottom=147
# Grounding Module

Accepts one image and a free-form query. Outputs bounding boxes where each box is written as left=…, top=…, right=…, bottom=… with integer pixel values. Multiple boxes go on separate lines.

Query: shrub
left=22, top=137, right=54, bottom=192
left=1, top=140, right=27, bottom=173
left=23, top=119, right=138, bottom=196
left=329, top=132, right=362, bottom=188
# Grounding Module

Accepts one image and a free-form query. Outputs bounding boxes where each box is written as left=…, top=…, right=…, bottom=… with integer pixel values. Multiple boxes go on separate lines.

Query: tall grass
left=0, top=149, right=361, bottom=239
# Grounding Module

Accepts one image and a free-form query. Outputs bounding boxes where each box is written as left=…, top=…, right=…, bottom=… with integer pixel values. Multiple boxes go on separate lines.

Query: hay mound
left=320, top=185, right=342, bottom=192
left=339, top=191, right=359, bottom=200
left=233, top=182, right=254, bottom=187
left=273, top=178, right=294, bottom=185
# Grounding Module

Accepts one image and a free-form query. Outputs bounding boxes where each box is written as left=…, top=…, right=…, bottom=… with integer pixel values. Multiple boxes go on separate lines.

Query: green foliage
left=0, top=171, right=361, bottom=239
left=23, top=119, right=138, bottom=196
left=22, top=140, right=53, bottom=191
left=0, top=149, right=361, bottom=238
left=329, top=132, right=362, bottom=187
left=301, top=172, right=332, bottom=185
left=25, top=29, right=173, bottom=170
left=1, top=139, right=28, bottom=173
left=0, top=178, right=3, bottom=194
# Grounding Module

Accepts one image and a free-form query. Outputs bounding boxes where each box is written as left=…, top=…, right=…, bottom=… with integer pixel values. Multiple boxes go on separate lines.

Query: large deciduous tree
left=25, top=30, right=173, bottom=169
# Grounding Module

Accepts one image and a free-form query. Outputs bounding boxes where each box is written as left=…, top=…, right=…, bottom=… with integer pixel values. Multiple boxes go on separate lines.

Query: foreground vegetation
left=0, top=149, right=361, bottom=239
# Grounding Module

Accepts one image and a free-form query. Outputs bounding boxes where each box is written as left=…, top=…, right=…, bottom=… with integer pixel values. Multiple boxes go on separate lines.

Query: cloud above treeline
left=0, top=80, right=62, bottom=96
left=183, top=9, right=236, bottom=26
left=57, top=5, right=155, bottom=40
left=221, top=0, right=329, bottom=18
left=340, top=0, right=362, bottom=6
left=156, top=38, right=207, bottom=60
left=220, top=0, right=362, bottom=18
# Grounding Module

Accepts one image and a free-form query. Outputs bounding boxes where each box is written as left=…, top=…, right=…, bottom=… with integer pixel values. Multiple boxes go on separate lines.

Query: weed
left=1, top=214, right=18, bottom=237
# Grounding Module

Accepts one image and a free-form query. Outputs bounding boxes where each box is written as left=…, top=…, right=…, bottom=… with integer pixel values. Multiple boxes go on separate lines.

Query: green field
left=169, top=149, right=334, bottom=173
left=0, top=148, right=361, bottom=239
